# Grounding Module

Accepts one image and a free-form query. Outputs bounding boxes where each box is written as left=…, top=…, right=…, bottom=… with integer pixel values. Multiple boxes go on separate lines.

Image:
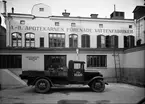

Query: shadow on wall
left=0, top=25, right=6, bottom=48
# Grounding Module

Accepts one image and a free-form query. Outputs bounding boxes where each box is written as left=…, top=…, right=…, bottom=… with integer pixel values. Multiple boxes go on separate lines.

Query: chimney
left=2, top=0, right=7, bottom=15
left=90, top=14, right=98, bottom=19
left=62, top=9, right=70, bottom=17
left=12, top=7, right=14, bottom=13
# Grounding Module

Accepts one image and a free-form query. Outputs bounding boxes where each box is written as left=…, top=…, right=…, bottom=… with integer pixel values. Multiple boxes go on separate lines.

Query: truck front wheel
left=90, top=80, right=105, bottom=92
left=35, top=79, right=51, bottom=93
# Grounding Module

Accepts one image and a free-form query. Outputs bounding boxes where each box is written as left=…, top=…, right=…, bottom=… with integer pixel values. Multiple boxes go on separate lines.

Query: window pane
left=0, top=55, right=22, bottom=68
left=25, top=33, right=35, bottom=47
left=12, top=32, right=22, bottom=47
left=69, top=34, right=78, bottom=48
left=45, top=55, right=66, bottom=70
left=49, top=33, right=65, bottom=47
left=87, top=55, right=107, bottom=67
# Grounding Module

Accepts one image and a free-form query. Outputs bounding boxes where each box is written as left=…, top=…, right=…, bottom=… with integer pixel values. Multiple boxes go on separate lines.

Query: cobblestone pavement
left=0, top=83, right=144, bottom=104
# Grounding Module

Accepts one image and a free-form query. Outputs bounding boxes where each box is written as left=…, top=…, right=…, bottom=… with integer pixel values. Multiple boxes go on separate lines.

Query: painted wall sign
left=11, top=25, right=133, bottom=34
left=26, top=56, right=39, bottom=61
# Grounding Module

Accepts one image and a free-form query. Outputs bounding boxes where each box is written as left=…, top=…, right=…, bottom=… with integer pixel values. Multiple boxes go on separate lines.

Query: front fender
left=87, top=76, right=104, bottom=85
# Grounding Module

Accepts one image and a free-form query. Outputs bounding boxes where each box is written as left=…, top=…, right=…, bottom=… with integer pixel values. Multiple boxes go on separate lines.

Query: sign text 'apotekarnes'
left=11, top=25, right=133, bottom=34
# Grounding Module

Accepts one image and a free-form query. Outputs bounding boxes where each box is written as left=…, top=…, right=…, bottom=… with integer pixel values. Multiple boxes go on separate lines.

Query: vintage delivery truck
left=19, top=60, right=108, bottom=93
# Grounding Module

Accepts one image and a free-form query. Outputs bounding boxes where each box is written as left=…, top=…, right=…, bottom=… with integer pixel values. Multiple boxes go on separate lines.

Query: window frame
left=129, top=25, right=132, bottom=29
left=81, top=34, right=90, bottom=48
left=55, top=22, right=59, bottom=26
left=40, top=37, right=44, bottom=47
left=97, top=35, right=106, bottom=48
left=71, top=23, right=76, bottom=27
left=69, top=34, right=78, bottom=48
left=0, top=55, right=22, bottom=68
left=12, top=32, right=22, bottom=47
left=44, top=55, right=66, bottom=70
left=99, top=24, right=103, bottom=28
left=87, top=55, right=107, bottom=68
left=49, top=33, right=65, bottom=48
left=25, top=32, right=35, bottom=47
left=39, top=8, right=44, bottom=11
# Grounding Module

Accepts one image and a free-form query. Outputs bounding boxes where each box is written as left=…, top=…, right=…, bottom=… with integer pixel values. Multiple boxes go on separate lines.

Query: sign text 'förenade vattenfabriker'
left=11, top=25, right=133, bottom=34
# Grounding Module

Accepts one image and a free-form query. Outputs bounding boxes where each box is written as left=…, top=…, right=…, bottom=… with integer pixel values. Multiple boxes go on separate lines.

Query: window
left=105, top=35, right=111, bottom=48
left=97, top=35, right=105, bottom=48
left=0, top=55, right=22, bottom=68
left=25, top=33, right=35, bottom=47
left=69, top=34, right=78, bottom=48
left=99, top=24, right=103, bottom=28
left=136, top=39, right=141, bottom=46
left=110, top=35, right=118, bottom=48
left=71, top=23, right=76, bottom=27
left=124, top=35, right=135, bottom=48
left=44, top=55, right=66, bottom=70
left=55, top=22, right=59, bottom=26
left=12, top=32, right=22, bottom=47
left=129, top=25, right=132, bottom=28
left=49, top=33, right=65, bottom=48
left=20, top=20, right=25, bottom=25
left=120, top=12, right=124, bottom=16
left=81, top=34, right=90, bottom=48
left=39, top=8, right=44, bottom=11
left=116, top=12, right=119, bottom=16
left=40, top=37, right=44, bottom=47
left=87, top=55, right=107, bottom=67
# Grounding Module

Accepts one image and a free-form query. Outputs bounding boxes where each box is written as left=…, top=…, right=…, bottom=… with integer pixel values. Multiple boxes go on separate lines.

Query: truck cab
left=20, top=60, right=107, bottom=93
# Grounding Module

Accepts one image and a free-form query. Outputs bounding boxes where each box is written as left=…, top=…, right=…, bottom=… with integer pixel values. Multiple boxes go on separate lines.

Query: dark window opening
left=116, top=12, right=119, bottom=16
left=110, top=35, right=118, bottom=48
left=0, top=55, right=22, bottom=68
left=39, top=8, right=44, bottom=11
left=129, top=25, right=132, bottom=28
left=81, top=34, right=90, bottom=48
left=44, top=55, right=66, bottom=70
left=136, top=39, right=142, bottom=46
left=120, top=12, right=124, bottom=16
left=20, top=20, right=25, bottom=25
left=49, top=33, right=65, bottom=48
left=97, top=35, right=105, bottom=48
left=87, top=55, right=107, bottom=67
left=55, top=22, right=59, bottom=26
left=69, top=34, right=78, bottom=48
left=71, top=23, right=76, bottom=27
left=40, top=37, right=44, bottom=47
left=124, top=35, right=135, bottom=48
left=99, top=24, right=103, bottom=28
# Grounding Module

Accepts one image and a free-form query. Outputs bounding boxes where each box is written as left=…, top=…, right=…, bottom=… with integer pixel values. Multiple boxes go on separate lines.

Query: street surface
left=0, top=83, right=144, bottom=104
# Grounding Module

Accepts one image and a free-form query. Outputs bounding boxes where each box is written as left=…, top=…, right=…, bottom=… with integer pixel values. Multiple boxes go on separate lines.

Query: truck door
left=68, top=60, right=84, bottom=82
left=73, top=62, right=84, bottom=82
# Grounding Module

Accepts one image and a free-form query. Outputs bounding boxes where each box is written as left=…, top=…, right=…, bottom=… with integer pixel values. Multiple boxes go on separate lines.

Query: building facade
left=133, top=6, right=145, bottom=45
left=0, top=3, right=144, bottom=87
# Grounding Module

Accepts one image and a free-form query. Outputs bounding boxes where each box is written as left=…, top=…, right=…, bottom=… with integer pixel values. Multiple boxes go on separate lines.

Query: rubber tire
left=90, top=80, right=105, bottom=92
left=35, top=79, right=51, bottom=93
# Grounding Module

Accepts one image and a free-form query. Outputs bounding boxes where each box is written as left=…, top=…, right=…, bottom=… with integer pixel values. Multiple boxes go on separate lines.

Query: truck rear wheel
left=35, top=79, right=51, bottom=93
left=90, top=80, right=105, bottom=92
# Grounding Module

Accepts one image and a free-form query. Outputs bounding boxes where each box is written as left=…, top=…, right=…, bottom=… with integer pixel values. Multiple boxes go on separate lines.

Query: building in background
left=133, top=6, right=145, bottom=45
left=0, top=14, right=6, bottom=48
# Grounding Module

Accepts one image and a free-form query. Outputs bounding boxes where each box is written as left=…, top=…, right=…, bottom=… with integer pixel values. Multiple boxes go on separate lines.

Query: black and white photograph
left=0, top=0, right=145, bottom=104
